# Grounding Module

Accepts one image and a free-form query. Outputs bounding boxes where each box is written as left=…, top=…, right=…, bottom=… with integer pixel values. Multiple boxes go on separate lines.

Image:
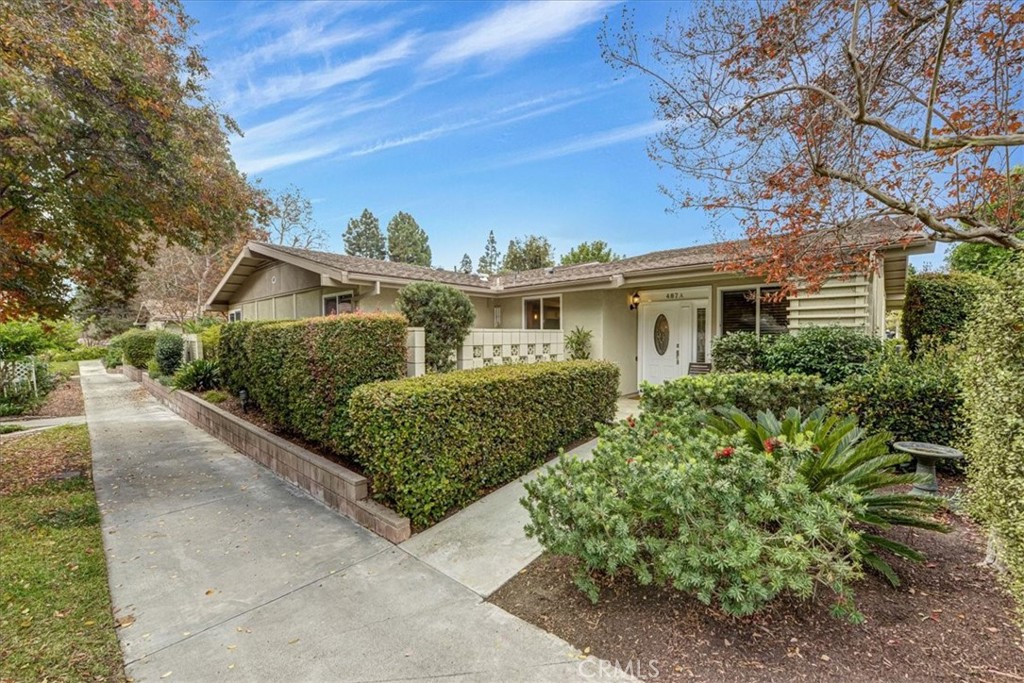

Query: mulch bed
left=31, top=377, right=85, bottom=418
left=490, top=508, right=1023, bottom=682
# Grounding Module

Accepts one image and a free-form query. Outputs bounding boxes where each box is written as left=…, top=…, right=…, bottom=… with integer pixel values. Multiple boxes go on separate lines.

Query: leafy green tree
left=947, top=241, right=1021, bottom=278
left=387, top=212, right=431, bottom=266
left=457, top=254, right=473, bottom=274
left=477, top=231, right=501, bottom=275
left=343, top=209, right=386, bottom=260
left=1, top=0, right=258, bottom=320
left=502, top=235, right=555, bottom=272
left=395, top=283, right=475, bottom=372
left=560, top=240, right=621, bottom=265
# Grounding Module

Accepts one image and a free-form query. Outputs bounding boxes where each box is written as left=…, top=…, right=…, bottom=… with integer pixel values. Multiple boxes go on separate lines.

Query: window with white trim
left=323, top=293, right=353, bottom=316
left=523, top=296, right=561, bottom=330
left=720, top=286, right=788, bottom=336
left=228, top=309, right=242, bottom=323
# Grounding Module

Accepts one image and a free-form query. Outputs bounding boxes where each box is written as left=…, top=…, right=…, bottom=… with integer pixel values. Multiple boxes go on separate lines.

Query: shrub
left=958, top=260, right=1024, bottom=621
left=118, top=330, right=162, bottom=369
left=0, top=316, right=80, bottom=360
left=198, top=324, right=221, bottom=361
left=707, top=406, right=947, bottom=586
left=832, top=345, right=964, bottom=449
left=711, top=331, right=772, bottom=372
left=172, top=359, right=220, bottom=392
left=902, top=272, right=996, bottom=353
left=395, top=282, right=475, bottom=372
left=523, top=413, right=864, bottom=619
left=48, top=345, right=107, bottom=362
left=763, top=326, right=882, bottom=384
left=350, top=361, right=619, bottom=527
left=565, top=326, right=593, bottom=360
left=219, top=314, right=407, bottom=452
left=641, top=371, right=829, bottom=419
left=201, top=389, right=229, bottom=404
left=154, top=334, right=184, bottom=376
left=146, top=359, right=162, bottom=377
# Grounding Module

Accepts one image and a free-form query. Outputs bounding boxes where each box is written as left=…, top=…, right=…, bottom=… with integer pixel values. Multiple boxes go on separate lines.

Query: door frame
left=637, top=296, right=712, bottom=388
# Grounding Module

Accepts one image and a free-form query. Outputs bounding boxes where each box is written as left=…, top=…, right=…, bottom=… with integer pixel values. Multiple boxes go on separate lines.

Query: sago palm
left=706, top=406, right=948, bottom=586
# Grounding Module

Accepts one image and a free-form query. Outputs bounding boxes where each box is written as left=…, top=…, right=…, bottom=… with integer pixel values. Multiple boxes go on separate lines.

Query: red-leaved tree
left=602, top=0, right=1023, bottom=292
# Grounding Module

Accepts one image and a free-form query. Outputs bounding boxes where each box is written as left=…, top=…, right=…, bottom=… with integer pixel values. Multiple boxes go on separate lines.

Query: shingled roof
left=207, top=218, right=930, bottom=308
left=256, top=242, right=487, bottom=288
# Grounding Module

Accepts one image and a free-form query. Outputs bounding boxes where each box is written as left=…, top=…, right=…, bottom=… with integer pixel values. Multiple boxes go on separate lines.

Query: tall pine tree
left=457, top=253, right=473, bottom=274
left=343, top=209, right=386, bottom=259
left=477, top=230, right=501, bottom=275
left=387, top=212, right=431, bottom=266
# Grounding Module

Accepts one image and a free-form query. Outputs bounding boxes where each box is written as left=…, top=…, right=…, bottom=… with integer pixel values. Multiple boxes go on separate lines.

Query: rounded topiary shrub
left=154, top=333, right=183, bottom=376
left=119, top=330, right=162, bottom=369
left=395, top=282, right=475, bottom=373
left=901, top=272, right=996, bottom=353
left=763, top=326, right=881, bottom=385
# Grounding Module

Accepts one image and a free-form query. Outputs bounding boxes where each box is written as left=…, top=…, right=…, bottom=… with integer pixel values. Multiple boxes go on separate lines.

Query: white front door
left=640, top=302, right=693, bottom=385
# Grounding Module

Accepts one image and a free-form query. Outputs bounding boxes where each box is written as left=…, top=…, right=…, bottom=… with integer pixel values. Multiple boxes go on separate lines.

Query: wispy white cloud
left=425, top=1, right=615, bottom=70
left=493, top=119, right=665, bottom=168
left=244, top=34, right=418, bottom=109
left=238, top=144, right=348, bottom=175
left=346, top=85, right=609, bottom=158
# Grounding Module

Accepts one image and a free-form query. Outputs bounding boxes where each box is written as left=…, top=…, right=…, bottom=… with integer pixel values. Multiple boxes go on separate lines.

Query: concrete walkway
left=401, top=398, right=641, bottom=597
left=80, top=361, right=632, bottom=682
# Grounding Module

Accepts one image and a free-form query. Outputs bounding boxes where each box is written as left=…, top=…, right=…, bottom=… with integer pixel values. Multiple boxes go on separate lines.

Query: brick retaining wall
left=122, top=365, right=411, bottom=542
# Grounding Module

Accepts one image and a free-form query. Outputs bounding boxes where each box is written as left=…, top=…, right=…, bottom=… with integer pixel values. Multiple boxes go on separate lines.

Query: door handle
left=675, top=347, right=680, bottom=364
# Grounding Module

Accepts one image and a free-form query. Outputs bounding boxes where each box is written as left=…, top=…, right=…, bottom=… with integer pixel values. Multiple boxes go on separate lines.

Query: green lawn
left=0, top=425, right=124, bottom=682
left=48, top=360, right=80, bottom=378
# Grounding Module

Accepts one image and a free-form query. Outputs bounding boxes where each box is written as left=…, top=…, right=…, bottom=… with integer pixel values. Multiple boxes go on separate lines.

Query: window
left=228, top=309, right=242, bottom=323
left=721, top=287, right=788, bottom=336
left=696, top=307, right=707, bottom=362
left=323, top=293, right=353, bottom=316
left=523, top=296, right=561, bottom=330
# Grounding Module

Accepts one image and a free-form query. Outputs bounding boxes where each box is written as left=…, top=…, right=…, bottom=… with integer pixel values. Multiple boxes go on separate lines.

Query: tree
left=1, top=0, right=259, bottom=321
left=502, top=236, right=555, bottom=272
left=395, top=283, right=475, bottom=373
left=343, top=209, right=386, bottom=260
left=601, top=1, right=1024, bottom=293
left=457, top=254, right=473, bottom=274
left=560, top=240, right=622, bottom=265
left=264, top=186, right=326, bottom=250
left=478, top=231, right=501, bottom=275
left=387, top=212, right=431, bottom=266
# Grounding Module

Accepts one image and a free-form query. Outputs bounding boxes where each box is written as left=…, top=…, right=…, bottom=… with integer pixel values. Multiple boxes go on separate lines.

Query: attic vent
left=271, top=275, right=278, bottom=285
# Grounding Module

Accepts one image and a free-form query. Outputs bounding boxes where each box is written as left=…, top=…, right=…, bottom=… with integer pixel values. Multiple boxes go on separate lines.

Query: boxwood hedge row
left=349, top=360, right=619, bottom=527
left=218, top=314, right=408, bottom=453
left=641, top=371, right=829, bottom=419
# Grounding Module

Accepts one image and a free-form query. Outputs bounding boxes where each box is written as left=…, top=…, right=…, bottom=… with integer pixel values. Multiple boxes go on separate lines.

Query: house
left=206, top=220, right=933, bottom=394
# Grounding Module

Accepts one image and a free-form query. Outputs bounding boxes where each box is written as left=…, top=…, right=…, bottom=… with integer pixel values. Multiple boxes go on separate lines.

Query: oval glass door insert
left=654, top=314, right=670, bottom=355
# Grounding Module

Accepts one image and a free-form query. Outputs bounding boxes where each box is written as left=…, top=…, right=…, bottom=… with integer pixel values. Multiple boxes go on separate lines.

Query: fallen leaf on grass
left=116, top=615, right=136, bottom=629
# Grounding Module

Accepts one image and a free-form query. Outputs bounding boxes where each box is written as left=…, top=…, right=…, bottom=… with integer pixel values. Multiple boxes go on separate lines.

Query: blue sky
left=186, top=0, right=947, bottom=269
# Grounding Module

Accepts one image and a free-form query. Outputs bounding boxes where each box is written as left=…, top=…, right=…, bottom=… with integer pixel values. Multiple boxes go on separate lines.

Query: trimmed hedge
left=711, top=331, right=772, bottom=372
left=641, top=371, right=829, bottom=419
left=958, top=260, right=1024, bottom=622
left=48, top=345, right=108, bottom=362
left=763, top=326, right=882, bottom=385
left=218, top=314, right=407, bottom=452
left=902, top=272, right=996, bottom=353
left=832, top=345, right=964, bottom=449
left=349, top=361, right=620, bottom=527
left=117, top=330, right=165, bottom=369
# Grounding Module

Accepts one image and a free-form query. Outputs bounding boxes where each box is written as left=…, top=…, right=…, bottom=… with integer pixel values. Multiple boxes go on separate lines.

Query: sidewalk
left=401, top=398, right=638, bottom=597
left=80, top=361, right=632, bottom=682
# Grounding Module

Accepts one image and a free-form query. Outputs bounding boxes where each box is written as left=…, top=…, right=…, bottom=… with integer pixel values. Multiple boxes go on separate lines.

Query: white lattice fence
left=456, top=329, right=564, bottom=371
left=0, top=360, right=38, bottom=397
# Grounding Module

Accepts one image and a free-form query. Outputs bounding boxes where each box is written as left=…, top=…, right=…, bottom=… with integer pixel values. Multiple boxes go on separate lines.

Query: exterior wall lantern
left=629, top=292, right=641, bottom=310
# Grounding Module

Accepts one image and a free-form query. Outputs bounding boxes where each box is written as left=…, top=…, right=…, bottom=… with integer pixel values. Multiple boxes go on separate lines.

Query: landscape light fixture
left=629, top=292, right=641, bottom=310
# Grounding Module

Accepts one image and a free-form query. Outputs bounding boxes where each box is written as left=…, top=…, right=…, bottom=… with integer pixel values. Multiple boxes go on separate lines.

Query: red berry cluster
left=715, top=446, right=735, bottom=459
left=763, top=437, right=782, bottom=453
